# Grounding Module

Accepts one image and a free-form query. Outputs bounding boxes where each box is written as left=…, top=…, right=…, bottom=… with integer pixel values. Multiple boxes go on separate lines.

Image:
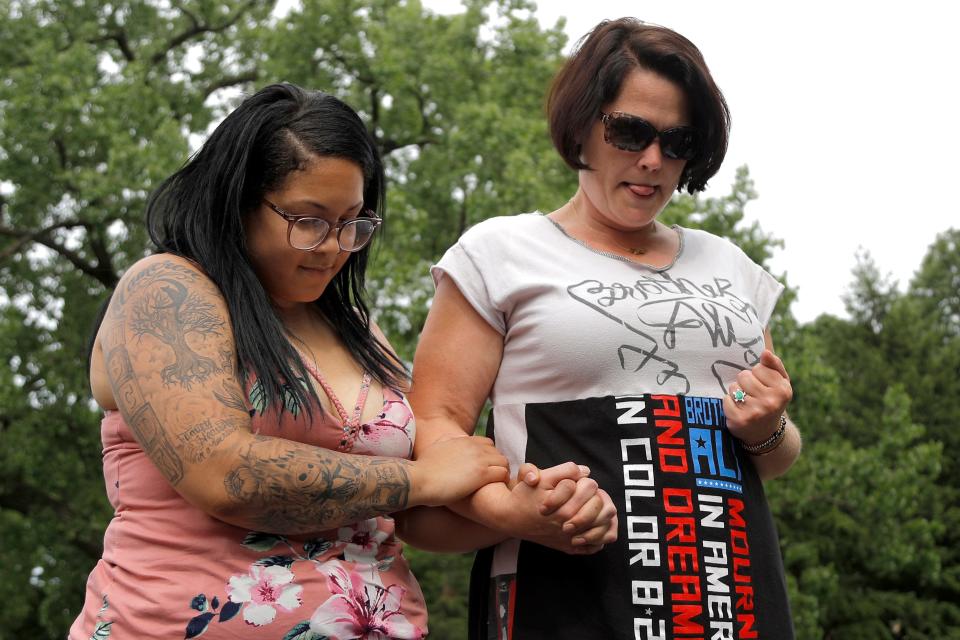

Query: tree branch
left=411, top=88, right=433, bottom=138
left=377, top=88, right=439, bottom=155
left=172, top=0, right=202, bottom=30
left=327, top=48, right=377, bottom=86
left=0, top=221, right=119, bottom=288
left=88, top=30, right=136, bottom=62
left=52, top=136, right=69, bottom=171
left=0, top=220, right=86, bottom=259
left=151, top=0, right=260, bottom=65
left=0, top=236, right=34, bottom=262
left=89, top=230, right=118, bottom=287
left=201, top=69, right=259, bottom=99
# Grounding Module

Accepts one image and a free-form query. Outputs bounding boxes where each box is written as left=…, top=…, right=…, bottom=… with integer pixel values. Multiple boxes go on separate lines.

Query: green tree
left=771, top=234, right=960, bottom=639
left=6, top=1, right=957, bottom=639
left=768, top=386, right=953, bottom=639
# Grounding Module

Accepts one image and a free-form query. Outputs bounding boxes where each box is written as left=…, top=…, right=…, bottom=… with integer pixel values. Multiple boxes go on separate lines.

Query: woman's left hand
left=723, top=349, right=793, bottom=447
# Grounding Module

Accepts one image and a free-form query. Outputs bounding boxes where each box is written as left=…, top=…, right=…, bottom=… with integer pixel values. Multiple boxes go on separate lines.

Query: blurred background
left=1, top=1, right=958, bottom=638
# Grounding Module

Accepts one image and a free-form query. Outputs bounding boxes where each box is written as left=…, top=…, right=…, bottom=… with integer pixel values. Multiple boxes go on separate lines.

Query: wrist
left=741, top=414, right=787, bottom=456
left=451, top=483, right=517, bottom=533
left=405, top=460, right=435, bottom=508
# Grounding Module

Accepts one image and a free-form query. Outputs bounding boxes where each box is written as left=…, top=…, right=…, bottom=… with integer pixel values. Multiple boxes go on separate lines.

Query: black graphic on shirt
left=504, top=393, right=793, bottom=640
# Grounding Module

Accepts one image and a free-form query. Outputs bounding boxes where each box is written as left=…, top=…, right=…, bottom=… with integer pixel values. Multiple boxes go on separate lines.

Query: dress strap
left=293, top=348, right=351, bottom=424
left=341, top=373, right=372, bottom=452
left=293, top=347, right=372, bottom=452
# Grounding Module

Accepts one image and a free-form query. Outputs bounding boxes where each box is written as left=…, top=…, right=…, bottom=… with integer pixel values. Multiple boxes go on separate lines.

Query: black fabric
left=468, top=546, right=495, bottom=640
left=503, top=393, right=794, bottom=639
left=469, top=408, right=497, bottom=640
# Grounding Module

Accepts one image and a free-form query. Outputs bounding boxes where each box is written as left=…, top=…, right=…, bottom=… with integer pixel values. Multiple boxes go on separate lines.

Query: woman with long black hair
left=69, top=83, right=518, bottom=639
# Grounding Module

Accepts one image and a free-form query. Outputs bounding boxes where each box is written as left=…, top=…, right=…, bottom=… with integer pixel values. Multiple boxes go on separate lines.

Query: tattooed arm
left=97, top=254, right=508, bottom=534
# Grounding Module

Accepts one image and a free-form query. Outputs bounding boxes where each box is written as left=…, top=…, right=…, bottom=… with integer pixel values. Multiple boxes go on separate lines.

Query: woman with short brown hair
left=411, top=18, right=799, bottom=639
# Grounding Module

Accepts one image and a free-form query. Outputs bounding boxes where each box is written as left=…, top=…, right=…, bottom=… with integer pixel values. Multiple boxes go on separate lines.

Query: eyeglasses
left=600, top=111, right=699, bottom=160
left=263, top=199, right=382, bottom=252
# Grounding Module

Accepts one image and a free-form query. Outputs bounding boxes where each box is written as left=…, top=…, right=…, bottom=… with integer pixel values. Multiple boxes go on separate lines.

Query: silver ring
left=732, top=388, right=747, bottom=405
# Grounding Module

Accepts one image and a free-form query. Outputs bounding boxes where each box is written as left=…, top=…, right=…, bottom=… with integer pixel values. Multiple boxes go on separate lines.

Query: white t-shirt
left=435, top=213, right=782, bottom=403
left=433, top=212, right=792, bottom=640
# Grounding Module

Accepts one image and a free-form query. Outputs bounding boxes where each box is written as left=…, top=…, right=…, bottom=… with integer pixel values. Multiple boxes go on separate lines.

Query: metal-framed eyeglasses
left=263, top=199, right=382, bottom=252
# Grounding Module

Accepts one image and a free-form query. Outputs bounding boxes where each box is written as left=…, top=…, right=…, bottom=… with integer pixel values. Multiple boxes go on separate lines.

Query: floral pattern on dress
left=338, top=518, right=390, bottom=564
left=352, top=398, right=415, bottom=458
left=227, top=565, right=304, bottom=626
left=88, top=594, right=113, bottom=640
left=309, top=561, right=423, bottom=640
left=179, top=525, right=415, bottom=639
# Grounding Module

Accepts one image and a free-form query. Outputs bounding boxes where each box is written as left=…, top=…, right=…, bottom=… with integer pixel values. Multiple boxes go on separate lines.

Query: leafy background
left=1, top=1, right=958, bottom=638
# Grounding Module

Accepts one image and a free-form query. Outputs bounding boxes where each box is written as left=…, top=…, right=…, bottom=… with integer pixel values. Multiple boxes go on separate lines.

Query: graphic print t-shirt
left=432, top=213, right=793, bottom=640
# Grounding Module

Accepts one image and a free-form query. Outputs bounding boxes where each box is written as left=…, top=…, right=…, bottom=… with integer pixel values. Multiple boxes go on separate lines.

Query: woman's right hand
left=500, top=462, right=618, bottom=554
left=409, top=435, right=510, bottom=507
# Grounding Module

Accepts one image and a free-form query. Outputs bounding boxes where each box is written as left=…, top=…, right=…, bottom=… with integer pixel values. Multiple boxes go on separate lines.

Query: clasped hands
left=414, top=433, right=617, bottom=555
left=503, top=461, right=618, bottom=555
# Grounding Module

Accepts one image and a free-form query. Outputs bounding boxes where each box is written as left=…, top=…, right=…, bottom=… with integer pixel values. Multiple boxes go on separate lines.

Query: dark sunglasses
left=600, top=111, right=699, bottom=160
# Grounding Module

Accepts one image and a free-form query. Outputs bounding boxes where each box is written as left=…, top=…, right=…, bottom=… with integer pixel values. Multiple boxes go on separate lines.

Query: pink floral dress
left=69, top=358, right=427, bottom=640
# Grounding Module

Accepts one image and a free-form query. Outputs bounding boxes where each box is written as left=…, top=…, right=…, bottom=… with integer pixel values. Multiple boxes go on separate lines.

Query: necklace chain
left=570, top=196, right=655, bottom=256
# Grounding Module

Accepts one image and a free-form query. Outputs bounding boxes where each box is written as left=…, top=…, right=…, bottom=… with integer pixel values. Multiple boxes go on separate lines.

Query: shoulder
left=678, top=226, right=756, bottom=264
left=112, top=253, right=225, bottom=306
left=436, top=213, right=546, bottom=279
left=457, top=212, right=545, bottom=246
left=369, top=317, right=396, bottom=354
left=103, top=253, right=234, bottom=352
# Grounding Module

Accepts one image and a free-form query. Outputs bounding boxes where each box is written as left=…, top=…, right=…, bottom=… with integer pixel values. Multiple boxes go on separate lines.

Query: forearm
left=447, top=480, right=569, bottom=543
left=749, top=419, right=801, bottom=481
left=209, top=431, right=415, bottom=534
left=446, top=481, right=514, bottom=532
left=394, top=506, right=508, bottom=552
left=445, top=476, right=615, bottom=554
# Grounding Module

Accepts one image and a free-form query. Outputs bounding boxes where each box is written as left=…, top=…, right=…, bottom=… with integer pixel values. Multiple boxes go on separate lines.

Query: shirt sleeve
left=431, top=224, right=508, bottom=335
left=752, top=265, right=785, bottom=329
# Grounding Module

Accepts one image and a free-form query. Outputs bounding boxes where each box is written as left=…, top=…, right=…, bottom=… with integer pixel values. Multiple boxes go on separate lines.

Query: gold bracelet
left=741, top=414, right=787, bottom=456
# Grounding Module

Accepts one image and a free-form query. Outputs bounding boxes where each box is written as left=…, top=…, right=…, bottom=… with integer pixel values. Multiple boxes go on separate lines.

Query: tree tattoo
left=130, top=278, right=225, bottom=389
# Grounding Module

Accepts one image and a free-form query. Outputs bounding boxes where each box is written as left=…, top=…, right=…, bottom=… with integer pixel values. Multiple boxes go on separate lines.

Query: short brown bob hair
left=547, top=18, right=730, bottom=194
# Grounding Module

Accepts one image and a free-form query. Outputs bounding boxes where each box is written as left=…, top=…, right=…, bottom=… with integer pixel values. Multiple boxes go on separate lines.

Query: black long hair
left=143, top=82, right=407, bottom=419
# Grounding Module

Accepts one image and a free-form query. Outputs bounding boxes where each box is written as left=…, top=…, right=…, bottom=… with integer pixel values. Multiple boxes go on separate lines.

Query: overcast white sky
left=416, top=0, right=960, bottom=323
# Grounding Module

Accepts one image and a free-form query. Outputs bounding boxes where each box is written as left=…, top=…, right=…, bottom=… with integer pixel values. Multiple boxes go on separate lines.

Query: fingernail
left=578, top=465, right=590, bottom=475
left=562, top=523, right=574, bottom=533
left=572, top=536, right=585, bottom=545
left=525, top=472, right=537, bottom=483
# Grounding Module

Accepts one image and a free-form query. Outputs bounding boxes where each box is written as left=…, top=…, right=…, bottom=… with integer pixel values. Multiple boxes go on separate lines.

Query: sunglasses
left=600, top=111, right=699, bottom=160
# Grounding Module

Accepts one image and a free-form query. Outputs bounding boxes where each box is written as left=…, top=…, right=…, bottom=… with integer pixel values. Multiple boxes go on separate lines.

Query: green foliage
left=405, top=547, right=473, bottom=639
left=772, top=236, right=960, bottom=639
left=2, top=1, right=958, bottom=639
